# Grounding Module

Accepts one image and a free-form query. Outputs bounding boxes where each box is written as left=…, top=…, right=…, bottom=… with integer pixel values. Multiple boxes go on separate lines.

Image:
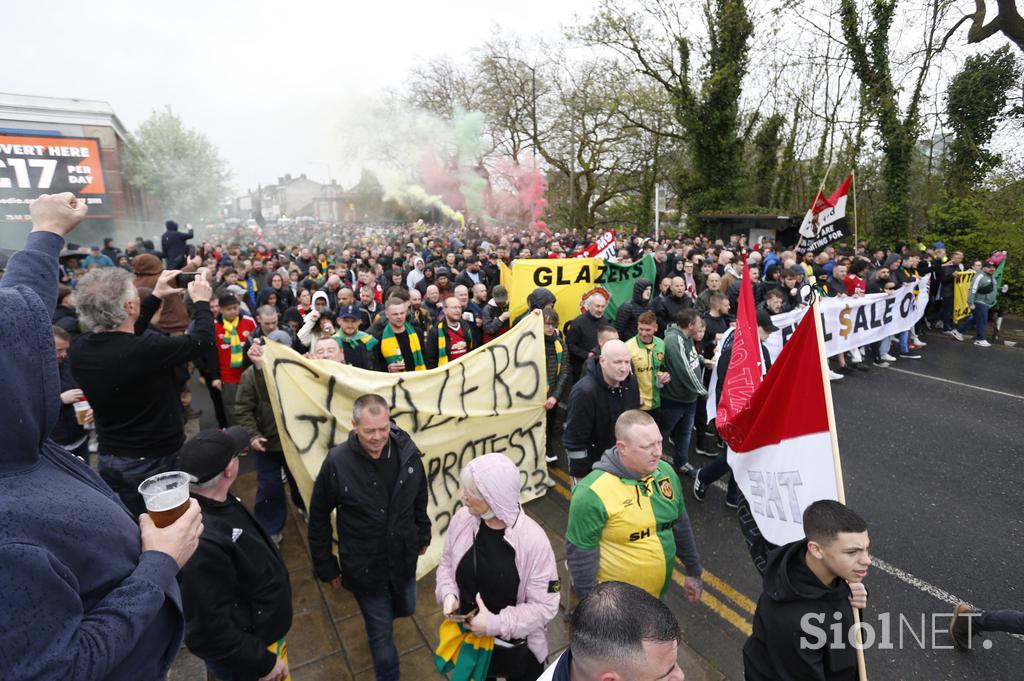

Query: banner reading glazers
left=507, top=254, right=657, bottom=329
left=0, top=134, right=109, bottom=221
left=261, top=312, right=549, bottom=578
left=764, top=279, right=930, bottom=360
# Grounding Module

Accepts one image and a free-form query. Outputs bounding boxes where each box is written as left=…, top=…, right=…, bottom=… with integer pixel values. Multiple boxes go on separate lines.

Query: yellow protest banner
left=499, top=260, right=512, bottom=290
left=506, top=256, right=657, bottom=331
left=260, top=312, right=549, bottom=577
left=953, top=270, right=975, bottom=324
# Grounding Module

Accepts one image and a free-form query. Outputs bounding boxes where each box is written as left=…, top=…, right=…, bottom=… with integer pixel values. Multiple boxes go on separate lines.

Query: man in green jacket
left=953, top=259, right=998, bottom=347
left=657, top=309, right=708, bottom=476
left=235, top=339, right=305, bottom=544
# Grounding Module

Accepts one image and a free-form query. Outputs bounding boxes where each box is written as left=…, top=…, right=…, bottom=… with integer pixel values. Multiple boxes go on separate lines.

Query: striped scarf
left=554, top=338, right=563, bottom=374
left=434, top=619, right=493, bottom=681
left=380, top=322, right=426, bottom=371
left=222, top=317, right=243, bottom=368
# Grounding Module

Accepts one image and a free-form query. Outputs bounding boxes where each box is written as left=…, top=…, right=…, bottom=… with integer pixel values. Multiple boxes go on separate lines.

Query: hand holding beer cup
left=139, top=496, right=203, bottom=569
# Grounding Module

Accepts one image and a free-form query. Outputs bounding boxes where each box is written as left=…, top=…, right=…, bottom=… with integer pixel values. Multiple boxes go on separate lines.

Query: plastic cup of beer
left=138, top=471, right=191, bottom=528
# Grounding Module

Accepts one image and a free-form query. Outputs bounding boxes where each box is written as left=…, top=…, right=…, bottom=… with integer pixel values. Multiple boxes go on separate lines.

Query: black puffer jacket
left=654, top=292, right=693, bottom=335
left=308, top=426, right=431, bottom=595
left=545, top=331, right=571, bottom=401
left=613, top=278, right=653, bottom=341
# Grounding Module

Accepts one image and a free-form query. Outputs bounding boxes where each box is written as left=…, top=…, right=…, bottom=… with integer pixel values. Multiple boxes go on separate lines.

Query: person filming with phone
left=434, top=453, right=560, bottom=681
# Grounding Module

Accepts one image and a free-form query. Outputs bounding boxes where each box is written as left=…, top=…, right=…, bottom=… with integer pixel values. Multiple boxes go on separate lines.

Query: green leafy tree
left=751, top=113, right=785, bottom=208
left=945, top=45, right=1022, bottom=195
left=124, top=107, right=230, bottom=222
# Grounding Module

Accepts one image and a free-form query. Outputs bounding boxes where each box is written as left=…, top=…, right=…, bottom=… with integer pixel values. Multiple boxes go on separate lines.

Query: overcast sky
left=6, top=0, right=597, bottom=196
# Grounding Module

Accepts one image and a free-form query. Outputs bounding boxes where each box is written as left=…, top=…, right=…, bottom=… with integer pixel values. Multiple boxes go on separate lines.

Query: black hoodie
left=743, top=541, right=858, bottom=681
left=613, top=278, right=653, bottom=341
left=160, top=219, right=193, bottom=270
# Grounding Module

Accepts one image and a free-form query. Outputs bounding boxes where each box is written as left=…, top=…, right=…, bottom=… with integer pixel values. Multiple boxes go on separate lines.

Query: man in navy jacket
left=0, top=193, right=203, bottom=681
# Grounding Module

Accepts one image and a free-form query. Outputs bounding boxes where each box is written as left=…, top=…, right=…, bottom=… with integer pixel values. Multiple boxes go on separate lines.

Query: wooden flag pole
left=811, top=295, right=868, bottom=681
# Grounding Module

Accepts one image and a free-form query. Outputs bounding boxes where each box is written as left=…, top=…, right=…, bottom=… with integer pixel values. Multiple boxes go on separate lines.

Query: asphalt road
left=664, top=333, right=1024, bottom=681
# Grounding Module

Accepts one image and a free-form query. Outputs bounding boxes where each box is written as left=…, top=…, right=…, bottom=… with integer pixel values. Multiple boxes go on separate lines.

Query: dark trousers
left=207, top=383, right=227, bottom=429
left=354, top=577, right=417, bottom=681
left=958, top=302, right=990, bottom=341
left=98, top=452, right=178, bottom=517
left=254, top=450, right=305, bottom=536
left=488, top=646, right=544, bottom=681
left=205, top=659, right=259, bottom=681
left=696, top=456, right=739, bottom=502
left=940, top=295, right=955, bottom=331
left=545, top=405, right=562, bottom=465
left=656, top=398, right=697, bottom=468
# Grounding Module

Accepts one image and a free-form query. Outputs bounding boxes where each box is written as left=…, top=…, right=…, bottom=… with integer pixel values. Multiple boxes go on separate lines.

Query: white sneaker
left=850, top=348, right=863, bottom=363
left=975, top=339, right=992, bottom=348
left=881, top=354, right=897, bottom=362
left=829, top=370, right=844, bottom=381
left=949, top=329, right=965, bottom=341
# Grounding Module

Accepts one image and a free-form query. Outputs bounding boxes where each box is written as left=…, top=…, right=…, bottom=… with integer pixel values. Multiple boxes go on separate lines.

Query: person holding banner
left=743, top=500, right=870, bottom=681
left=307, top=394, right=431, bottom=681
left=543, top=308, right=571, bottom=466
left=952, top=259, right=998, bottom=347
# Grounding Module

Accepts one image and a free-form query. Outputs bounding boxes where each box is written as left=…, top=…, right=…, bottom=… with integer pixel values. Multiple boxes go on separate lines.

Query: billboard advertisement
left=0, top=134, right=110, bottom=221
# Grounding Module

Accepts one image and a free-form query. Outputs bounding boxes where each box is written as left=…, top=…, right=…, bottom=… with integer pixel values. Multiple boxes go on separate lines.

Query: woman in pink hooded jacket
left=436, top=453, right=560, bottom=681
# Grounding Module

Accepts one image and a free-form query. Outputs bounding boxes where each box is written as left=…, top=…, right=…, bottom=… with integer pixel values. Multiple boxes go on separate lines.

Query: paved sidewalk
left=169, top=469, right=729, bottom=680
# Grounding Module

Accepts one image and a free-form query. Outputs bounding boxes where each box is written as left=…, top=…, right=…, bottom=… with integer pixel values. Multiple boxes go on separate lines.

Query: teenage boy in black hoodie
left=743, top=500, right=870, bottom=681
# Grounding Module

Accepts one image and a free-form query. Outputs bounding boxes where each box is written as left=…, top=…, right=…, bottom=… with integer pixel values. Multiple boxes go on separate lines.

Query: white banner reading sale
left=260, top=312, right=549, bottom=578
left=764, top=279, right=929, bottom=361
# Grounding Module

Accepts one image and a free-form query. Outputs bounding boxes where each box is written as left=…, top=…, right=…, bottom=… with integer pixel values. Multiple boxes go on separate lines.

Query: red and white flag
left=716, top=255, right=764, bottom=444
left=570, top=229, right=616, bottom=259
left=726, top=304, right=841, bottom=545
left=797, top=175, right=852, bottom=254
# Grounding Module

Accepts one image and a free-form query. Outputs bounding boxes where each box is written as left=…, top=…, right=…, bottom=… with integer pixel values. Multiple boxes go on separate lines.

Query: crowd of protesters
left=2, top=191, right=1014, bottom=681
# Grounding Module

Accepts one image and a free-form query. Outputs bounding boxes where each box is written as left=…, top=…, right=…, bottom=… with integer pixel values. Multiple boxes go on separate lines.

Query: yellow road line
left=671, top=570, right=753, bottom=636
left=548, top=466, right=756, bottom=619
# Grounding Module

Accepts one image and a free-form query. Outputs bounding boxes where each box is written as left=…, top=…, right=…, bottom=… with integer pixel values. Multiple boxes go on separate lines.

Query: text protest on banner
left=506, top=254, right=657, bottom=329
left=570, top=229, right=616, bottom=259
left=764, top=279, right=930, bottom=361
left=261, top=313, right=549, bottom=578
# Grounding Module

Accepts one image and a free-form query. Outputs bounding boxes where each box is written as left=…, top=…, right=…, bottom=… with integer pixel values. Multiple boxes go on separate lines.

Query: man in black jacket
left=178, top=427, right=292, bottom=681
left=743, top=500, right=869, bottom=681
left=70, top=266, right=215, bottom=516
left=565, top=292, right=608, bottom=382
left=562, top=339, right=641, bottom=480
left=308, top=394, right=430, bottom=681
left=653, top=276, right=693, bottom=336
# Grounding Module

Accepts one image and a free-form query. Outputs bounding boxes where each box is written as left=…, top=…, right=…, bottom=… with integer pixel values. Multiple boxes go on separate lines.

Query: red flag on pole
left=716, top=255, right=765, bottom=447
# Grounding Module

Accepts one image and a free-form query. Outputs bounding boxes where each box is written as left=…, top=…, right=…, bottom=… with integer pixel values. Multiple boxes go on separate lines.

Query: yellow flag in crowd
left=952, top=271, right=975, bottom=324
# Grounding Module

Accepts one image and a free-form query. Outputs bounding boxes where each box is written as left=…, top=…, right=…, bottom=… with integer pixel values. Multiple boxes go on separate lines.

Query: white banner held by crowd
left=764, top=279, right=929, bottom=361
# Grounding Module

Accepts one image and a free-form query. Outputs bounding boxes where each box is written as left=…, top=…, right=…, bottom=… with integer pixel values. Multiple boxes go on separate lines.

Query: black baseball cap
left=756, top=308, right=779, bottom=332
left=178, top=427, right=250, bottom=483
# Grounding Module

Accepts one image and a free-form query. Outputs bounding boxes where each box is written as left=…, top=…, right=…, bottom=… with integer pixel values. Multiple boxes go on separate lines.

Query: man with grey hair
left=70, top=262, right=215, bottom=516
left=308, top=394, right=430, bottom=681
left=566, top=292, right=608, bottom=382
left=177, top=426, right=293, bottom=681
left=537, top=581, right=684, bottom=681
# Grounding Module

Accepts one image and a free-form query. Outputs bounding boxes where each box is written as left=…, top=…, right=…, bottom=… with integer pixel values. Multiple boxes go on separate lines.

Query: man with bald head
left=563, top=338, right=641, bottom=481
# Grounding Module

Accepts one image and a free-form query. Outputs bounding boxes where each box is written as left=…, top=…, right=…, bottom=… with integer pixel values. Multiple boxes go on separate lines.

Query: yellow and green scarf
left=380, top=322, right=426, bottom=371
left=435, top=619, right=493, bottom=681
left=222, top=317, right=244, bottom=368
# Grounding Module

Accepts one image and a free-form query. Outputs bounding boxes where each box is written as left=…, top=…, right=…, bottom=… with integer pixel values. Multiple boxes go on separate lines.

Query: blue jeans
left=98, top=452, right=178, bottom=517
left=354, top=577, right=417, bottom=681
left=958, top=303, right=990, bottom=341
left=656, top=398, right=697, bottom=469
